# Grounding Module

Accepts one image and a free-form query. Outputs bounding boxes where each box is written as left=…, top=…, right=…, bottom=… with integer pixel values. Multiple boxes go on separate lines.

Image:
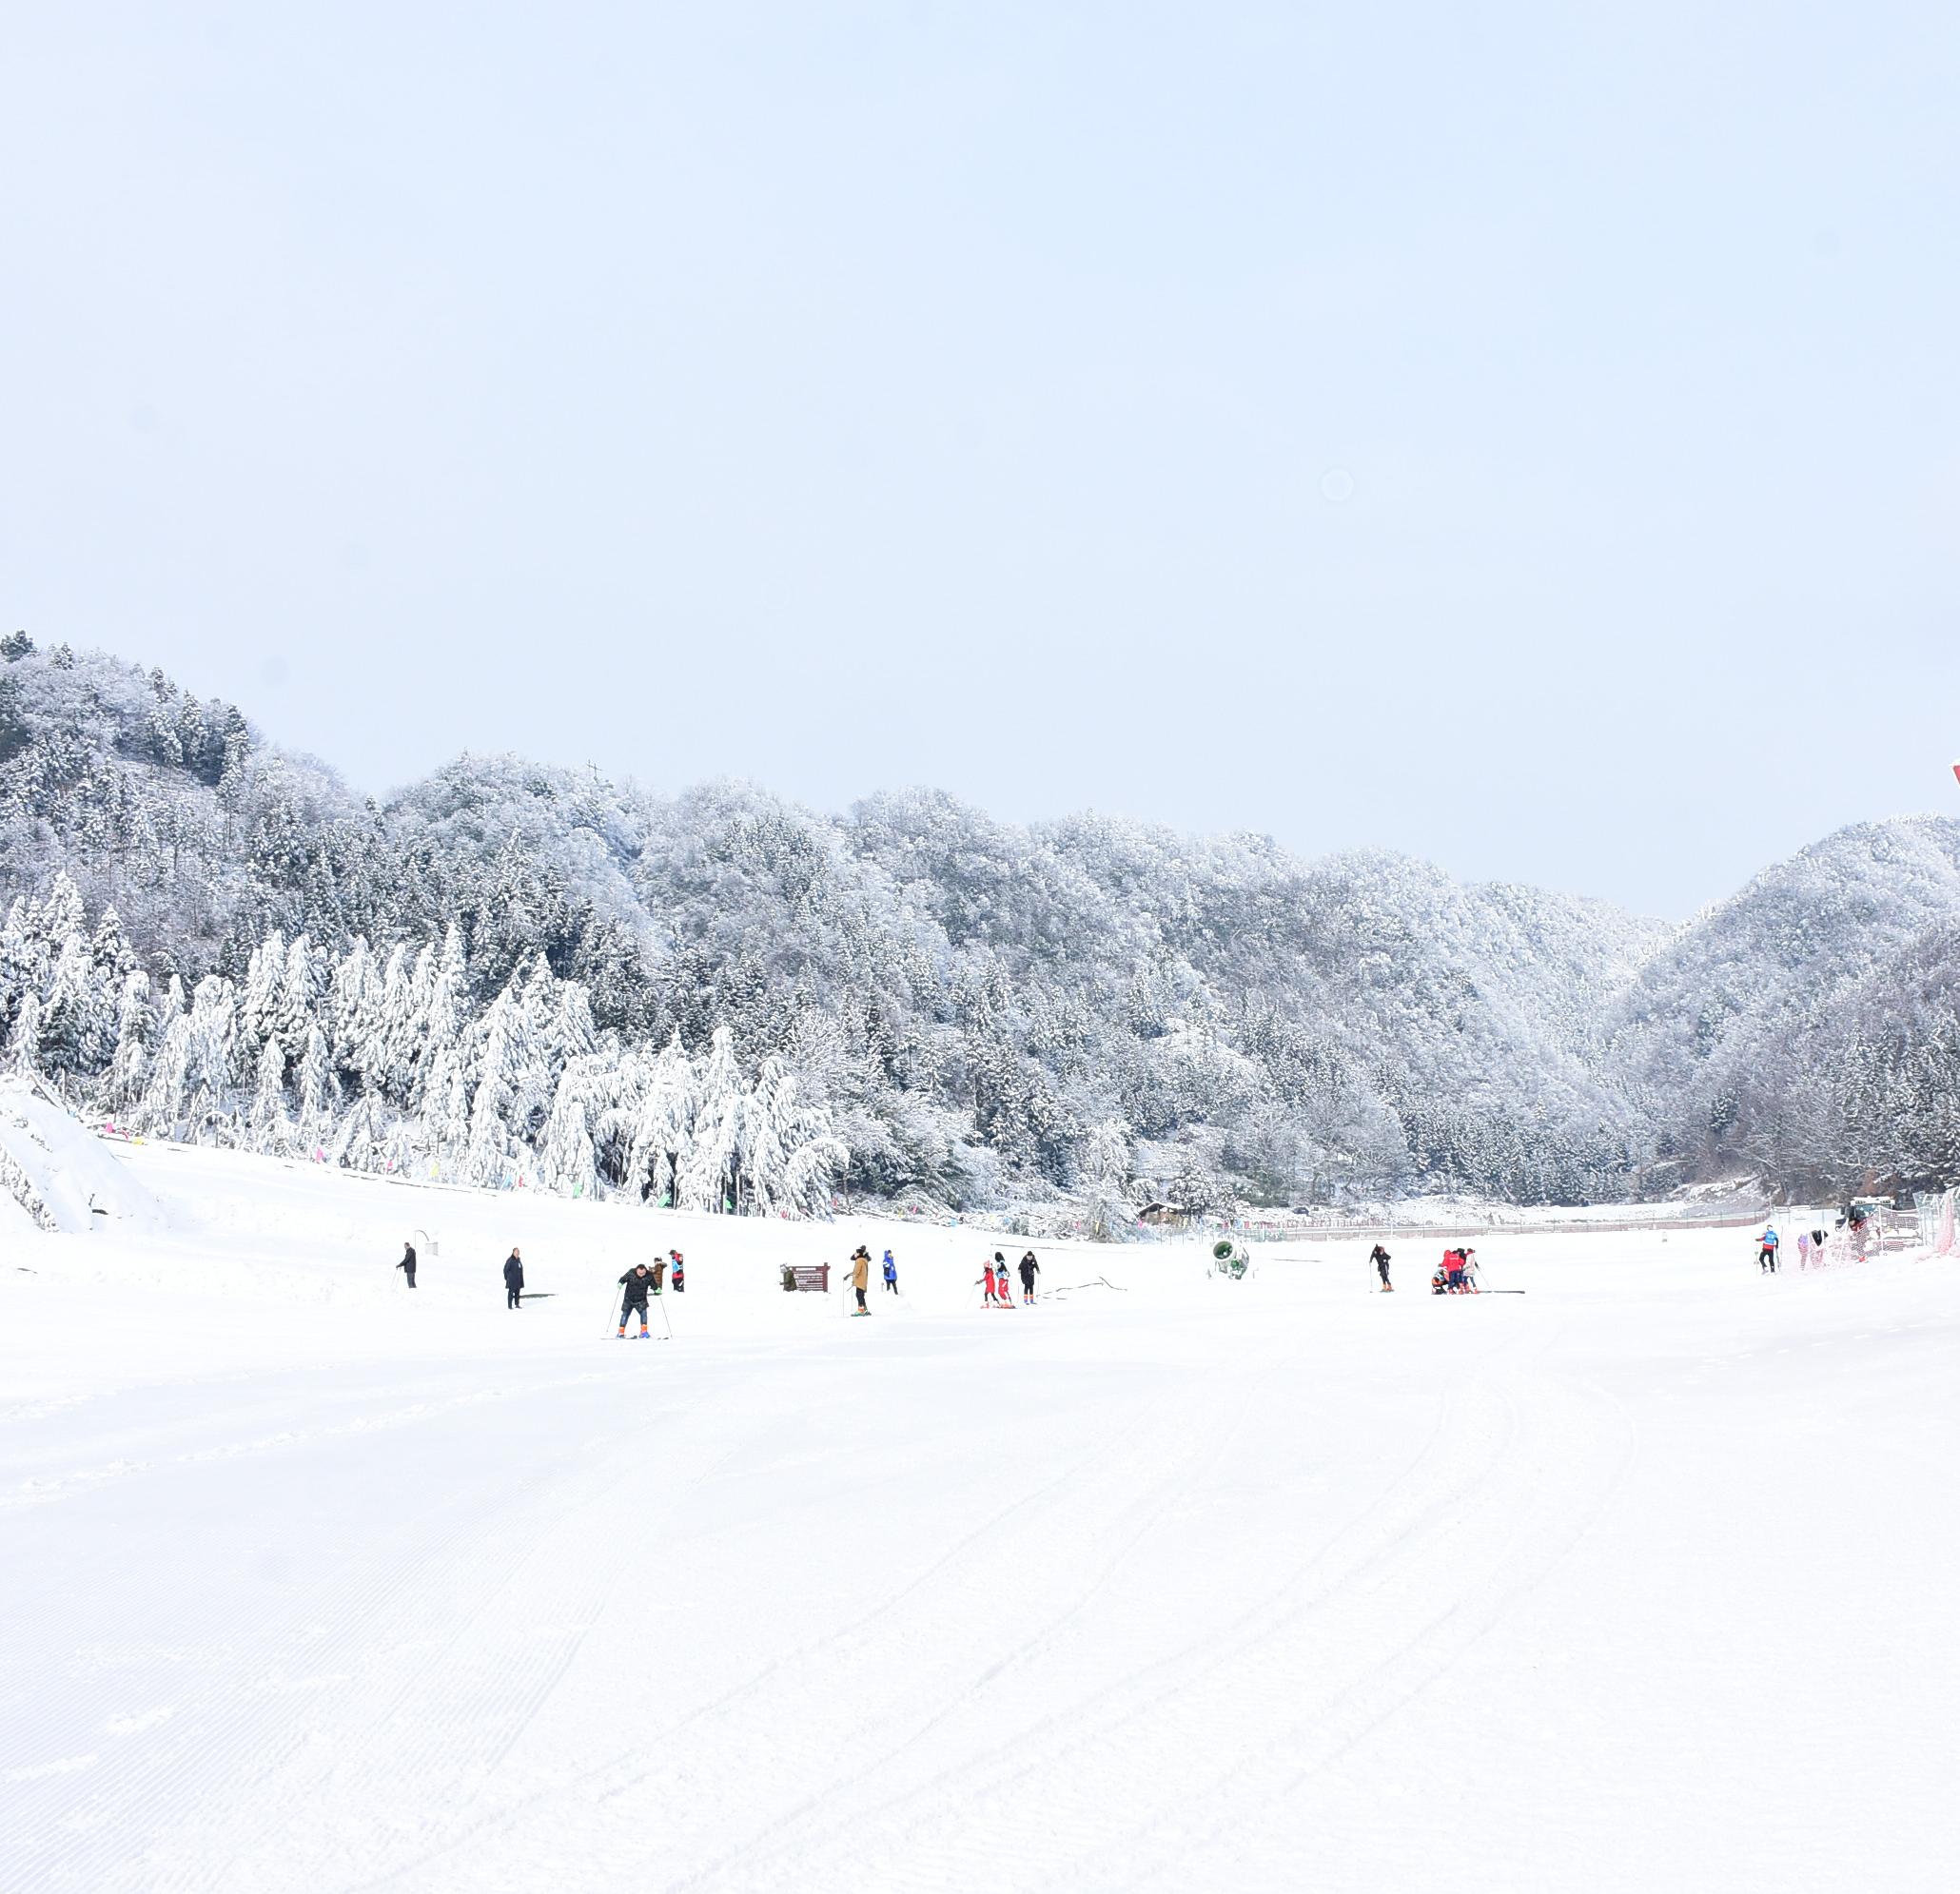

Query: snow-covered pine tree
left=104, top=970, right=156, bottom=1115
left=678, top=1024, right=743, bottom=1212
left=330, top=1088, right=390, bottom=1172
left=746, top=1055, right=849, bottom=1218
left=9, top=989, right=42, bottom=1075
left=38, top=927, right=106, bottom=1076
left=275, top=935, right=328, bottom=1064
left=327, top=937, right=378, bottom=1080
left=184, top=975, right=242, bottom=1101
left=627, top=1030, right=695, bottom=1207
left=89, top=905, right=137, bottom=983
left=390, top=940, right=438, bottom=1107
left=296, top=1023, right=338, bottom=1152
left=419, top=1040, right=472, bottom=1172
left=248, top=1034, right=294, bottom=1155
left=536, top=1059, right=601, bottom=1200
left=240, top=930, right=287, bottom=1051
left=464, top=979, right=546, bottom=1187
left=1081, top=1117, right=1135, bottom=1240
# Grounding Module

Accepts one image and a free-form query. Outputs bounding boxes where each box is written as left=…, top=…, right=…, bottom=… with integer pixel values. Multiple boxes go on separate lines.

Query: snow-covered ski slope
left=5, top=1141, right=1958, bottom=1893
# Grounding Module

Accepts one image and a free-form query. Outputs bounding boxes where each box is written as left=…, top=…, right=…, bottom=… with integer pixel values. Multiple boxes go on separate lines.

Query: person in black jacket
left=617, top=1262, right=656, bottom=1338
left=1371, top=1243, right=1392, bottom=1292
left=503, top=1248, right=524, bottom=1309
left=398, top=1241, right=417, bottom=1289
left=1017, top=1250, right=1040, bottom=1304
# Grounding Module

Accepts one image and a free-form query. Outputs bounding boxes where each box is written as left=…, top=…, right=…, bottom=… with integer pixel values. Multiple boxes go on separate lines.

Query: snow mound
left=0, top=1081, right=168, bottom=1236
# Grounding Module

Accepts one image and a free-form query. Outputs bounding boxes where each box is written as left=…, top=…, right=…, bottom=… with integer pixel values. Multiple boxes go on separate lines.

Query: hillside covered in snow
left=3, top=635, right=1957, bottom=1211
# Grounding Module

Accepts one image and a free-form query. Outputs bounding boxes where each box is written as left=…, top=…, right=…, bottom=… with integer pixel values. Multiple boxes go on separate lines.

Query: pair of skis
left=610, top=1293, right=674, bottom=1339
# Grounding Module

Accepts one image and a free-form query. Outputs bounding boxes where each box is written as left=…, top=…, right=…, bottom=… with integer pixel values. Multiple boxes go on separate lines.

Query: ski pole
left=604, top=1288, right=623, bottom=1337
left=657, top=1291, right=674, bottom=1340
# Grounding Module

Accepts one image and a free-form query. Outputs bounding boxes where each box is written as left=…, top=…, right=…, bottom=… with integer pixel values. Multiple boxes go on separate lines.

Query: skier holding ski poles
left=617, top=1262, right=657, bottom=1338
left=397, top=1240, right=417, bottom=1289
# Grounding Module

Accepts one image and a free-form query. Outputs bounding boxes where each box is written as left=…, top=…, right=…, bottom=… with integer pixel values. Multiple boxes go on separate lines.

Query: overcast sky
left=4, top=2, right=1956, bottom=917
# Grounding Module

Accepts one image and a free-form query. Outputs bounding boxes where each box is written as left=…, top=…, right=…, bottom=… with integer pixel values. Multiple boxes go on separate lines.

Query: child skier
left=669, top=1250, right=685, bottom=1293
left=984, top=1254, right=1006, bottom=1306
left=1371, top=1242, right=1392, bottom=1292
left=882, top=1250, right=898, bottom=1293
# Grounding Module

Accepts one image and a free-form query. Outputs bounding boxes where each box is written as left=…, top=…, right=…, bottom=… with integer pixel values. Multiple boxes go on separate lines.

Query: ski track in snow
left=5, top=1143, right=1960, bottom=1892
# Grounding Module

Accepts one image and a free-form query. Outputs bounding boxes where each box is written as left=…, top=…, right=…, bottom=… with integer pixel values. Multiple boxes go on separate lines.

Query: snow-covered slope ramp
left=0, top=1080, right=167, bottom=1236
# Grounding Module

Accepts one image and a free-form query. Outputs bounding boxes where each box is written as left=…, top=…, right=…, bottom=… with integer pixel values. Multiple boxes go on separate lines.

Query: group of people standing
left=837, top=1244, right=1041, bottom=1312
left=982, top=1250, right=1041, bottom=1306
left=1367, top=1242, right=1478, bottom=1295
left=840, top=1245, right=898, bottom=1313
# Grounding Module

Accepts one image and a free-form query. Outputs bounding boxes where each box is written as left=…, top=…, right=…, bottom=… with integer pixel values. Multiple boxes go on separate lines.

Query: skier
left=397, top=1240, right=417, bottom=1289
left=1370, top=1242, right=1392, bottom=1292
left=669, top=1250, right=685, bottom=1294
left=1460, top=1246, right=1479, bottom=1293
left=983, top=1254, right=1005, bottom=1306
left=1811, top=1225, right=1828, bottom=1264
left=1018, top=1250, right=1040, bottom=1304
left=617, top=1262, right=657, bottom=1338
left=1758, top=1226, right=1779, bottom=1274
left=1796, top=1231, right=1812, bottom=1270
left=503, top=1247, right=524, bottom=1309
left=882, top=1249, right=898, bottom=1294
left=847, top=1245, right=871, bottom=1315
left=1443, top=1247, right=1467, bottom=1293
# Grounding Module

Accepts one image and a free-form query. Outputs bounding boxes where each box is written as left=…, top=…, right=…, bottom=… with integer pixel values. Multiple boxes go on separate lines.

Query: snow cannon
left=1210, top=1238, right=1252, bottom=1279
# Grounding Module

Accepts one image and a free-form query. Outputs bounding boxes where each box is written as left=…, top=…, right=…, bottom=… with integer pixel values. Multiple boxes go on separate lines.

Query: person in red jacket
left=1444, top=1247, right=1467, bottom=1293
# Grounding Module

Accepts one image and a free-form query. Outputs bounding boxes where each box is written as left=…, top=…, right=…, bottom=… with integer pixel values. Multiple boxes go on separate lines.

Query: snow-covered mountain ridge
left=3, top=636, right=1955, bottom=1204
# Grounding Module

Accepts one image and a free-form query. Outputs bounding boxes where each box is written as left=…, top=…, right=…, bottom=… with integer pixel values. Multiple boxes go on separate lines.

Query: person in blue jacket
left=882, top=1249, right=898, bottom=1293
left=1757, top=1226, right=1780, bottom=1274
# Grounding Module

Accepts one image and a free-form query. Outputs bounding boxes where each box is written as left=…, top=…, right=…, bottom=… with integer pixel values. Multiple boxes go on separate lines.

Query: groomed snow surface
left=5, top=1139, right=1958, bottom=1893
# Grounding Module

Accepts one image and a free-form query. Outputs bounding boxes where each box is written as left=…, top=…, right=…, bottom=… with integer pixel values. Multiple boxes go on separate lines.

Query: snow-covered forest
left=3, top=637, right=1957, bottom=1214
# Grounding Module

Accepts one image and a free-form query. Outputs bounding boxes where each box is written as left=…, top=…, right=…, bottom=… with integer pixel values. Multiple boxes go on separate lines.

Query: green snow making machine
left=1210, top=1237, right=1252, bottom=1279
